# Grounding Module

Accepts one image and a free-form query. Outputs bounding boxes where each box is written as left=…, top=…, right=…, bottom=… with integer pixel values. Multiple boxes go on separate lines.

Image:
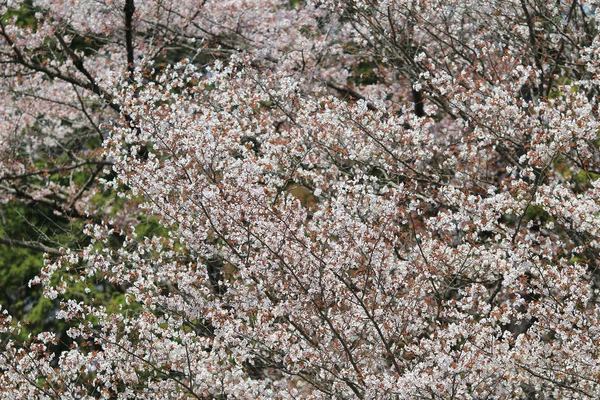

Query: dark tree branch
left=0, top=237, right=61, bottom=255
left=412, top=88, right=425, bottom=117
left=67, top=163, right=104, bottom=210
left=124, top=0, right=136, bottom=80
left=0, top=160, right=113, bottom=182
left=0, top=21, right=119, bottom=113
left=325, top=81, right=379, bottom=112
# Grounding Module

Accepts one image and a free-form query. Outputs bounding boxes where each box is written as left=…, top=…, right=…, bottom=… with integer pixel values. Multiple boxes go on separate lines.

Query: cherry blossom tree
left=2, top=0, right=600, bottom=398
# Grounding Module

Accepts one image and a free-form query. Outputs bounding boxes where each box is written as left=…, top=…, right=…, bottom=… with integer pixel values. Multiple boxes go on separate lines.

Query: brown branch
left=0, top=237, right=61, bottom=255
left=516, top=363, right=594, bottom=398
left=54, top=31, right=98, bottom=92
left=0, top=21, right=119, bottom=113
left=325, top=81, right=379, bottom=112
left=520, top=0, right=545, bottom=96
left=71, top=83, right=105, bottom=142
left=67, top=163, right=104, bottom=210
left=124, top=0, right=136, bottom=80
left=0, top=160, right=113, bottom=182
left=412, top=88, right=425, bottom=117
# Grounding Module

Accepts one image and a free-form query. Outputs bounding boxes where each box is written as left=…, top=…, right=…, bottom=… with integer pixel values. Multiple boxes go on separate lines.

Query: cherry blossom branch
left=516, top=363, right=593, bottom=398
left=324, top=81, right=379, bottom=112
left=86, top=328, right=203, bottom=400
left=0, top=160, right=112, bottom=182
left=0, top=21, right=119, bottom=113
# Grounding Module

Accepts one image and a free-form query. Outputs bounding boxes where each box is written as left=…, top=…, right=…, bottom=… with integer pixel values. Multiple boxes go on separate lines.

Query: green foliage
left=554, top=156, right=600, bottom=193
left=524, top=204, right=549, bottom=223
left=0, top=202, right=65, bottom=336
left=1, top=1, right=37, bottom=30
left=0, top=245, right=42, bottom=324
left=288, top=0, right=303, bottom=9
left=548, top=77, right=577, bottom=100
left=135, top=215, right=170, bottom=240
left=349, top=60, right=381, bottom=86
left=572, top=169, right=600, bottom=191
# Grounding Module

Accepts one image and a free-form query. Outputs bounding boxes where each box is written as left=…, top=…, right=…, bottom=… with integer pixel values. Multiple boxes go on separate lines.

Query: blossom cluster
left=1, top=0, right=600, bottom=398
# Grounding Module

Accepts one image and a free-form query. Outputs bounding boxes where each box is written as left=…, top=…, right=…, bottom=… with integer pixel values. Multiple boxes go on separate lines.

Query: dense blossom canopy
left=2, top=0, right=600, bottom=398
